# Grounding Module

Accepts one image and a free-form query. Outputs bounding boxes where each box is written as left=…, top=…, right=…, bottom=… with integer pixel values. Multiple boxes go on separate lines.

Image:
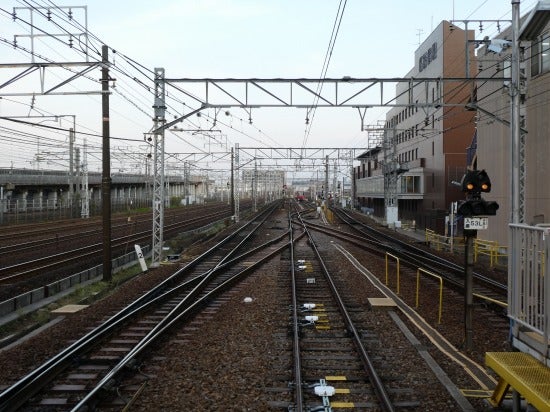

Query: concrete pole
left=101, top=45, right=112, bottom=281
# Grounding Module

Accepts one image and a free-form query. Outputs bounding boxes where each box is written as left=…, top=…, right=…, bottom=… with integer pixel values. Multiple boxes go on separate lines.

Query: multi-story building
left=241, top=169, right=285, bottom=198
left=354, top=21, right=476, bottom=232
left=475, top=15, right=550, bottom=246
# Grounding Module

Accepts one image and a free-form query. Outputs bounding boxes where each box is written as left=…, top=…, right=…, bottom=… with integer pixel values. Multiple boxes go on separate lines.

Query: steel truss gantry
left=149, top=74, right=518, bottom=265
left=161, top=76, right=495, bottom=111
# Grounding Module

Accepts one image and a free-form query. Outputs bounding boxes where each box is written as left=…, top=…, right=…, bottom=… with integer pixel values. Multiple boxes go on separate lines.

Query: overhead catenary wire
left=0, top=0, right=539, bottom=172
left=301, top=0, right=347, bottom=149
left=7, top=0, right=278, bottom=153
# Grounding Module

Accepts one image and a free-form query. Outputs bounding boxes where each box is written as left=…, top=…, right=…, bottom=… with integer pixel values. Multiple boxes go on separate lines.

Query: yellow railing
left=474, top=239, right=507, bottom=267
left=425, top=229, right=465, bottom=253
left=424, top=229, right=508, bottom=267
left=385, top=252, right=401, bottom=294
left=416, top=268, right=443, bottom=324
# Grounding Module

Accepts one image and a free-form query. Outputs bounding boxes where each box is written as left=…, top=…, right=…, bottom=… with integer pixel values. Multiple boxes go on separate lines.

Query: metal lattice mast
left=234, top=143, right=240, bottom=222
left=81, top=137, right=89, bottom=218
left=151, top=68, right=166, bottom=267
left=383, top=129, right=389, bottom=208
left=383, top=125, right=398, bottom=224
left=12, top=5, right=90, bottom=63
left=332, top=160, right=337, bottom=196
left=519, top=127, right=526, bottom=222
left=68, top=127, right=75, bottom=211
left=347, top=149, right=354, bottom=205
left=253, top=158, right=257, bottom=212
left=325, top=155, right=329, bottom=200
left=230, top=148, right=235, bottom=209
left=510, top=1, right=523, bottom=224
left=518, top=44, right=526, bottom=223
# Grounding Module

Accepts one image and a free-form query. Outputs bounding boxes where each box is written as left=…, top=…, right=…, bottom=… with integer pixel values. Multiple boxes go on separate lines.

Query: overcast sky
left=0, top=0, right=535, bottom=175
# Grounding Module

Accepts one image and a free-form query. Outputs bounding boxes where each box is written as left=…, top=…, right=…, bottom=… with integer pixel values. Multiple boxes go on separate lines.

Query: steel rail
left=288, top=211, right=304, bottom=411
left=295, top=214, right=507, bottom=308
left=296, top=211, right=396, bottom=412
left=0, top=202, right=279, bottom=411
left=0, top=210, right=230, bottom=282
left=332, top=208, right=507, bottom=293
left=70, top=202, right=295, bottom=411
left=0, top=208, right=228, bottom=254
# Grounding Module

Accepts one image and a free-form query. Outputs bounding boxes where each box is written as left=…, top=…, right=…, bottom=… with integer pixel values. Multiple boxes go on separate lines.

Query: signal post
left=457, top=169, right=499, bottom=351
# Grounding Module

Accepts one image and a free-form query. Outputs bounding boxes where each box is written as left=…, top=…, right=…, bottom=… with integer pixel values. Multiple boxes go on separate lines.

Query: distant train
left=295, top=192, right=307, bottom=202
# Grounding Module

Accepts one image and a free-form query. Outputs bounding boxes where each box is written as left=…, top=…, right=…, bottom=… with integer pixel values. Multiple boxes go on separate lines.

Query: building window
left=400, top=175, right=421, bottom=193
left=531, top=31, right=550, bottom=76
left=542, top=32, right=550, bottom=72
left=532, top=37, right=540, bottom=76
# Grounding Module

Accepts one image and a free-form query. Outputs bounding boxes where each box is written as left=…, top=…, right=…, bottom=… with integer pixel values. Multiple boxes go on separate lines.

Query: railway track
left=0, top=209, right=230, bottom=283
left=0, top=200, right=510, bottom=410
left=284, top=211, right=401, bottom=411
left=0, top=204, right=231, bottom=259
left=260, top=205, right=497, bottom=411
left=303, top=207, right=508, bottom=310
left=0, top=202, right=287, bottom=411
left=0, top=203, right=229, bottom=246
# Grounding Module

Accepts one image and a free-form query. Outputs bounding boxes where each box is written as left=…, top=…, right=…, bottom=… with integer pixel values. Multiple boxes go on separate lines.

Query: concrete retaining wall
left=0, top=245, right=151, bottom=318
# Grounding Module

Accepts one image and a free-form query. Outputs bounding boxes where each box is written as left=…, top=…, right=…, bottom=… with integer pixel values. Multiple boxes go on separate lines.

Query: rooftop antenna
left=416, top=28, right=424, bottom=46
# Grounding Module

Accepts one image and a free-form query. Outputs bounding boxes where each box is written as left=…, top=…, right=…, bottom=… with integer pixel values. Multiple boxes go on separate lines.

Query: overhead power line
left=302, top=0, right=347, bottom=149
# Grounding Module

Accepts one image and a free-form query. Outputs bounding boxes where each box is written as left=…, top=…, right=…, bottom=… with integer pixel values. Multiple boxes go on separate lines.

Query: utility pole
left=101, top=45, right=112, bottom=281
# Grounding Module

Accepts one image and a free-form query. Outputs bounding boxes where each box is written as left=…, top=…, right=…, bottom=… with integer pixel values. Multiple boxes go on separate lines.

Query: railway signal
left=461, top=169, right=492, bottom=194
left=457, top=169, right=499, bottom=217
left=457, top=199, right=499, bottom=217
